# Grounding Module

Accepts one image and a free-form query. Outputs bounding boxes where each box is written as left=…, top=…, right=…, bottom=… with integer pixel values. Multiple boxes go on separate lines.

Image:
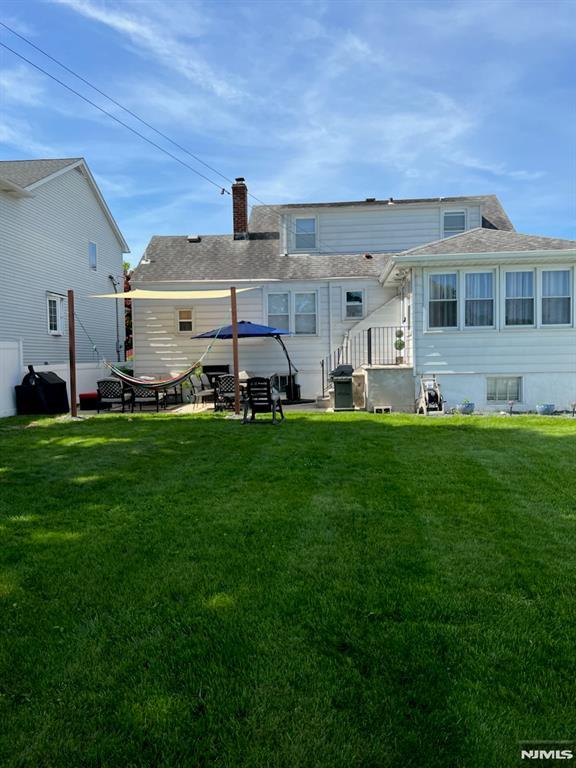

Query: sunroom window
left=465, top=272, right=494, bottom=327
left=542, top=270, right=571, bottom=325
left=429, top=273, right=457, bottom=328
left=505, top=271, right=534, bottom=326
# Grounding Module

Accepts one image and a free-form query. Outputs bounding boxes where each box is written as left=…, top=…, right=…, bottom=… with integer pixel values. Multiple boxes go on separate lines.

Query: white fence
left=0, top=340, right=23, bottom=417
left=0, top=340, right=112, bottom=417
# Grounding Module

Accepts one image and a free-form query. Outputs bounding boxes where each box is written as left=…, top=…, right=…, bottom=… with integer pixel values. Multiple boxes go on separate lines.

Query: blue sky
left=0, top=0, right=575, bottom=264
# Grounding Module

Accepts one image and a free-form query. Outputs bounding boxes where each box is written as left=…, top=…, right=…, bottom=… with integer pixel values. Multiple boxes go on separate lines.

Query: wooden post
left=67, top=289, right=77, bottom=417
left=230, top=287, right=241, bottom=414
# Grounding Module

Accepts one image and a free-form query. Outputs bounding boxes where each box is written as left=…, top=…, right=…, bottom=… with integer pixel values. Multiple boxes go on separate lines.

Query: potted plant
left=394, top=329, right=405, bottom=365
left=536, top=403, right=555, bottom=415
left=455, top=399, right=475, bottom=415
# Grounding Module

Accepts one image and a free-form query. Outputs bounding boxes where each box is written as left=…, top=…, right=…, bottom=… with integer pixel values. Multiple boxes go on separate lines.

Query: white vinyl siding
left=542, top=270, right=571, bottom=325
left=487, top=376, right=522, bottom=402
left=505, top=271, right=534, bottom=326
left=267, top=293, right=290, bottom=331
left=0, top=167, right=126, bottom=364
left=428, top=273, right=458, bottom=328
left=176, top=309, right=193, bottom=333
left=294, top=292, right=317, bottom=335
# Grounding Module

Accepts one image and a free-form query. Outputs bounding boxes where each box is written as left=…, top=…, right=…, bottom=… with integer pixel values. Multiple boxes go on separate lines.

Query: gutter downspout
left=327, top=281, right=333, bottom=359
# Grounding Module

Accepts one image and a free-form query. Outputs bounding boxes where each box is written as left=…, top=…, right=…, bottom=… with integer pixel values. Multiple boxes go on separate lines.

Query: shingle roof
left=0, top=158, right=82, bottom=188
left=398, top=228, right=576, bottom=257
left=250, top=193, right=514, bottom=232
left=134, top=235, right=391, bottom=282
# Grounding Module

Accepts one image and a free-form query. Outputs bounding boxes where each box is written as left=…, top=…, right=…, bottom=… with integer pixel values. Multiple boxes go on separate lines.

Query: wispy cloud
left=0, top=118, right=55, bottom=155
left=52, top=0, right=244, bottom=100
left=0, top=65, right=45, bottom=105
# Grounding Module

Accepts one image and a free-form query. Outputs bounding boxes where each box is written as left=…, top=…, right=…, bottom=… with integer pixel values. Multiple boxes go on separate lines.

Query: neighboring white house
left=132, top=178, right=576, bottom=411
left=0, top=157, right=129, bottom=415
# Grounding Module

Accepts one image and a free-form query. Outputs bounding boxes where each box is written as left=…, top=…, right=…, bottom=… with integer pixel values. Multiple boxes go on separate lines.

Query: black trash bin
left=15, top=366, right=70, bottom=415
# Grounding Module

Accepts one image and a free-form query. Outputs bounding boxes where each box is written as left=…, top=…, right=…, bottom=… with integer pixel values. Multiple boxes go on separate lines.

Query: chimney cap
left=365, top=197, right=376, bottom=202
left=234, top=177, right=246, bottom=183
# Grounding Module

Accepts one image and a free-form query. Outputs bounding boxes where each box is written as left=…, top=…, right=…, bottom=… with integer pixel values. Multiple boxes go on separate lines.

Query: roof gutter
left=394, top=249, right=576, bottom=267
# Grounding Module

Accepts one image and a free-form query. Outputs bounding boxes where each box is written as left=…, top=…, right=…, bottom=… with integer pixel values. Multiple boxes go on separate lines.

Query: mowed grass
left=0, top=412, right=575, bottom=768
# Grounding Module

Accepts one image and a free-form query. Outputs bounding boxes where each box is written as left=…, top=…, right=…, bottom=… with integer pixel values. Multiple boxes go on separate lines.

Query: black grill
left=329, top=364, right=354, bottom=380
left=15, top=366, right=69, bottom=415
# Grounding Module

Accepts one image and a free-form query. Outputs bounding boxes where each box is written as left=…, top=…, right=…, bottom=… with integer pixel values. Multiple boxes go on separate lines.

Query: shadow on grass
left=0, top=412, right=575, bottom=767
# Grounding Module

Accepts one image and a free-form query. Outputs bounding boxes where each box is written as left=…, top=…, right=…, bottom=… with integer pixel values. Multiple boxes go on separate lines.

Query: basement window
left=487, top=376, right=522, bottom=402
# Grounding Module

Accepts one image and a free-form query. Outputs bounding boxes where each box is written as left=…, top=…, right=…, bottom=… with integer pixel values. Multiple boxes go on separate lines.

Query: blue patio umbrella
left=193, top=321, right=298, bottom=395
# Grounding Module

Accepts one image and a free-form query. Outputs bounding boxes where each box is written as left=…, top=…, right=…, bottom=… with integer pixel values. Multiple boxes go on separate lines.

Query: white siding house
left=0, top=158, right=129, bottom=363
left=134, top=179, right=550, bottom=404
left=0, top=158, right=129, bottom=414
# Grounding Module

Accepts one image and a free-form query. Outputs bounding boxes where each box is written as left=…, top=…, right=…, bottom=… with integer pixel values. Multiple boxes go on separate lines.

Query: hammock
left=105, top=323, right=225, bottom=391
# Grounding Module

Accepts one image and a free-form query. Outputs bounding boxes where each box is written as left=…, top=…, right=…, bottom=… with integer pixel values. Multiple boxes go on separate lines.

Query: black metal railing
left=320, top=326, right=410, bottom=396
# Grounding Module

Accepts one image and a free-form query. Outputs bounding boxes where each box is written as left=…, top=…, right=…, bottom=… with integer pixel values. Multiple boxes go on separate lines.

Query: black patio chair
left=214, top=374, right=236, bottom=411
left=97, top=378, right=131, bottom=413
left=242, top=377, right=284, bottom=424
left=127, top=384, right=166, bottom=412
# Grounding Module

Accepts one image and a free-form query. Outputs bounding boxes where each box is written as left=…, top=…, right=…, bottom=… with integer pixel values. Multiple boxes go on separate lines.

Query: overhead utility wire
left=0, top=22, right=309, bottom=230
left=0, top=25, right=352, bottom=257
left=0, top=21, right=230, bottom=193
left=0, top=40, right=228, bottom=194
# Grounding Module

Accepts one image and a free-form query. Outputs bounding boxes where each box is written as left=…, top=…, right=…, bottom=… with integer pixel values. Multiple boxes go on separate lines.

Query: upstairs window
left=47, top=293, right=64, bottom=335
left=177, top=309, right=193, bottom=333
left=443, top=211, right=466, bottom=238
left=345, top=290, right=364, bottom=319
left=268, top=293, right=289, bottom=331
left=465, top=272, right=494, bottom=327
left=88, top=241, right=97, bottom=271
left=294, top=292, right=317, bottom=334
left=505, top=271, right=534, bottom=326
left=294, top=218, right=316, bottom=250
left=542, top=270, right=571, bottom=325
left=429, top=273, right=457, bottom=328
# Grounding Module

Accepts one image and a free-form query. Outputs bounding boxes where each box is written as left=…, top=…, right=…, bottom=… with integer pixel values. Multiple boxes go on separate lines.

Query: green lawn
left=1, top=412, right=575, bottom=768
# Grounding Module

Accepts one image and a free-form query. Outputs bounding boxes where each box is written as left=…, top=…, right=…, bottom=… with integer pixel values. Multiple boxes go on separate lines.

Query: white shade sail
left=92, top=287, right=256, bottom=300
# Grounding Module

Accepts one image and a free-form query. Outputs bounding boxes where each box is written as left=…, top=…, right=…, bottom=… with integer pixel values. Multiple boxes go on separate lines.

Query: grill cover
left=15, top=367, right=69, bottom=415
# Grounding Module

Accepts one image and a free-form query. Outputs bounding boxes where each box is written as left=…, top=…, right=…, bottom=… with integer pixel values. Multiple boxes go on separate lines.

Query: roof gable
left=0, top=157, right=129, bottom=252
left=397, top=228, right=576, bottom=257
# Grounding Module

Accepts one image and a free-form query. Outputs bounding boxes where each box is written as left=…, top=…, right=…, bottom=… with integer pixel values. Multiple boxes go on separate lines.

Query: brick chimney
left=232, top=177, right=248, bottom=239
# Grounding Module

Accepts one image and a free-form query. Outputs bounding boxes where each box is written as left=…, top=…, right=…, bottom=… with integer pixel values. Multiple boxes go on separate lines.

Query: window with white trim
left=294, top=292, right=317, bottom=334
left=47, top=293, right=64, bottom=335
left=88, top=241, right=97, bottom=271
left=465, top=272, right=494, bottom=327
left=429, top=273, right=457, bottom=328
left=487, top=376, right=522, bottom=402
left=542, top=269, right=571, bottom=325
left=505, top=271, right=534, bottom=326
left=267, top=293, right=289, bottom=331
left=294, top=218, right=316, bottom=250
left=443, top=211, right=466, bottom=238
left=177, top=309, right=193, bottom=333
left=345, top=290, right=364, bottom=319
